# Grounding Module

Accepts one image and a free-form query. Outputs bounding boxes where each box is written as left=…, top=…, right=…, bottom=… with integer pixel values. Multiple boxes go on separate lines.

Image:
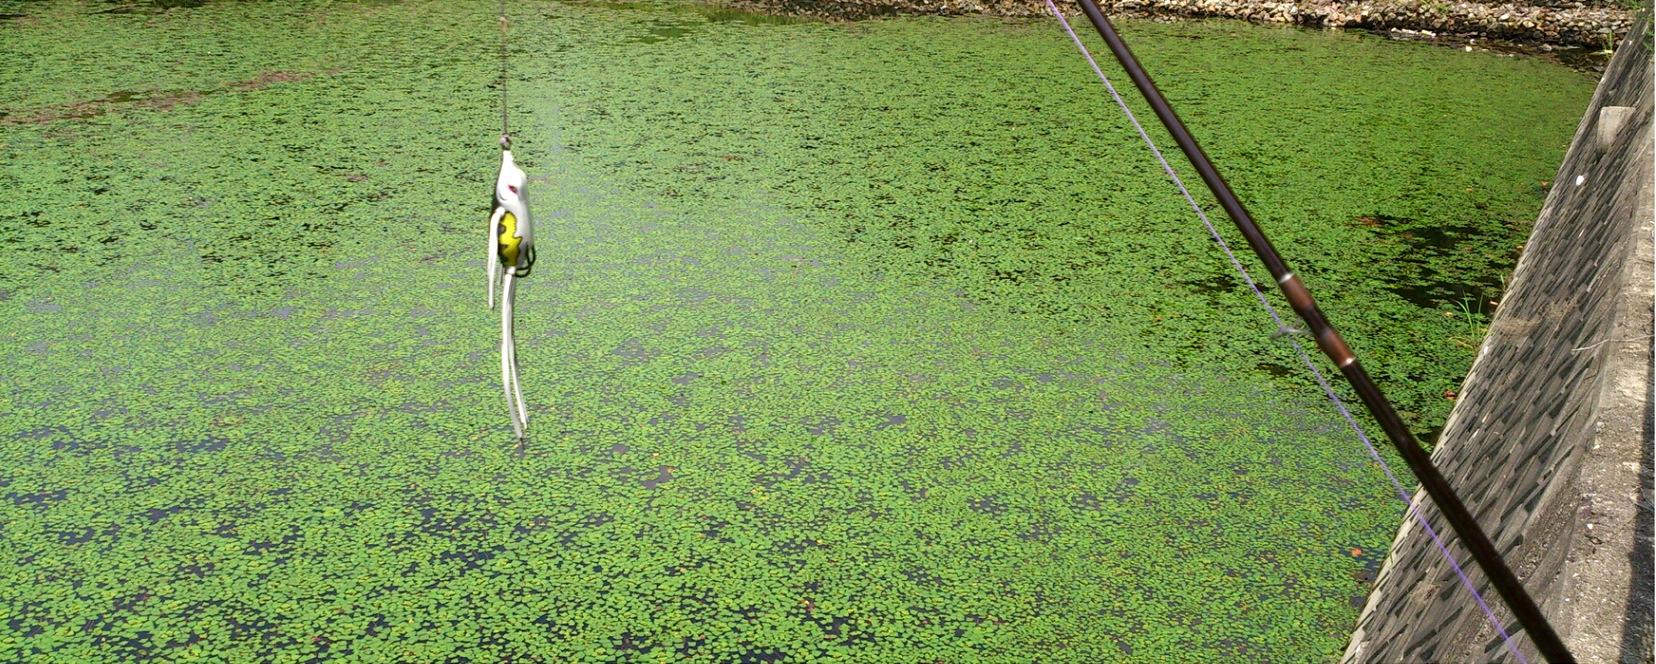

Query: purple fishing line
left=1039, top=2, right=1527, bottom=660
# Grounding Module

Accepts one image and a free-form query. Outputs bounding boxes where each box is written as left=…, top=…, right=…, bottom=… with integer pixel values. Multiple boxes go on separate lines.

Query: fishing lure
left=486, top=2, right=536, bottom=443
left=488, top=143, right=535, bottom=442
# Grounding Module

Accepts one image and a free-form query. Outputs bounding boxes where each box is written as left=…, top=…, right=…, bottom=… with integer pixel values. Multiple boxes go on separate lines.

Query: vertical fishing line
left=498, top=0, right=511, bottom=148
left=1039, top=2, right=1528, bottom=660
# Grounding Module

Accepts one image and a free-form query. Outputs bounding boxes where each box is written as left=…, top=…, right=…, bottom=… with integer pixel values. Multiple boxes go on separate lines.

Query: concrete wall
left=1344, top=13, right=1653, bottom=664
left=726, top=0, right=1637, bottom=50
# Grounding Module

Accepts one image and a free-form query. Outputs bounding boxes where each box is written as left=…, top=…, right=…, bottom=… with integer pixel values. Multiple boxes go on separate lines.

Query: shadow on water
left=581, top=0, right=813, bottom=44
left=2, top=72, right=322, bottom=126
left=630, top=23, right=699, bottom=44
left=692, top=4, right=814, bottom=25
left=97, top=0, right=405, bottom=11
left=1255, top=363, right=1295, bottom=380
left=1353, top=214, right=1512, bottom=311
left=565, top=0, right=813, bottom=29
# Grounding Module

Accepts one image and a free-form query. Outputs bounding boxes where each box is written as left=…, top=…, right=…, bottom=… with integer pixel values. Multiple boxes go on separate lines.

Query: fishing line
left=1039, top=2, right=1528, bottom=660
left=499, top=0, right=512, bottom=149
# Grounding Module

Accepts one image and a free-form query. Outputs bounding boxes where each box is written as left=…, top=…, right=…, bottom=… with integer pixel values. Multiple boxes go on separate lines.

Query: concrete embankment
left=1344, top=12, right=1652, bottom=664
left=724, top=0, right=1636, bottom=49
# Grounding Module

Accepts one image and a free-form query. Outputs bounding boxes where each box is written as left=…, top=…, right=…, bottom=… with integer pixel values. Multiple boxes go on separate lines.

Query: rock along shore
left=723, top=0, right=1638, bottom=51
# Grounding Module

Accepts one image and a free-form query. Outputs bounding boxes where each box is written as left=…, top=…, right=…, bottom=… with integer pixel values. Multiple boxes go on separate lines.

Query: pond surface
left=0, top=0, right=1594, bottom=661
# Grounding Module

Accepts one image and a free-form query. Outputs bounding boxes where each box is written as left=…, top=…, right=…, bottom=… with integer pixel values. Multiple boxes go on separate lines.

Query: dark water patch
left=50, top=432, right=102, bottom=454
left=513, top=515, right=553, bottom=537
left=9, top=489, right=70, bottom=510
left=54, top=526, right=100, bottom=545
left=223, top=610, right=285, bottom=645
left=1256, top=362, right=1295, bottom=379
left=1181, top=273, right=1241, bottom=299
left=642, top=465, right=674, bottom=489
left=416, top=503, right=499, bottom=538
left=1347, top=544, right=1385, bottom=590
left=698, top=516, right=732, bottom=542
left=175, top=436, right=228, bottom=454
left=119, top=472, right=163, bottom=492
left=771, top=536, right=827, bottom=556
left=318, top=307, right=373, bottom=321
left=209, top=521, right=242, bottom=541
left=735, top=646, right=787, bottom=663
left=675, top=632, right=710, bottom=657
left=243, top=528, right=302, bottom=557
left=1020, top=519, right=1060, bottom=542
left=102, top=631, right=161, bottom=661
left=14, top=425, right=70, bottom=442
left=801, top=612, right=873, bottom=647
left=803, top=415, right=840, bottom=436
left=755, top=457, right=809, bottom=488
left=438, top=545, right=504, bottom=573
left=555, top=512, right=617, bottom=547
left=609, top=631, right=655, bottom=655
left=967, top=495, right=1008, bottom=517
left=902, top=567, right=943, bottom=587
left=305, top=443, right=344, bottom=463
left=144, top=503, right=192, bottom=523
left=1071, top=491, right=1105, bottom=511
left=361, top=613, right=391, bottom=637
left=663, top=555, right=714, bottom=577
left=316, top=414, right=358, bottom=444
left=611, top=337, right=659, bottom=364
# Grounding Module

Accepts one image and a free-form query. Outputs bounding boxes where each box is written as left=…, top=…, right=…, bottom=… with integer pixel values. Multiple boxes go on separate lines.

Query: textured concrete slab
left=1344, top=14, right=1653, bottom=664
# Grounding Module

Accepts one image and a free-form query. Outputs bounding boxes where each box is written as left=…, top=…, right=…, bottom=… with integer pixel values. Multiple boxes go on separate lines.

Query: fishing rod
left=1057, top=1, right=1575, bottom=661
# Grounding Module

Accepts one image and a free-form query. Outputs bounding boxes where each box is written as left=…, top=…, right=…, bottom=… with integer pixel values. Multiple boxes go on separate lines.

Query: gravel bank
left=723, top=0, right=1638, bottom=51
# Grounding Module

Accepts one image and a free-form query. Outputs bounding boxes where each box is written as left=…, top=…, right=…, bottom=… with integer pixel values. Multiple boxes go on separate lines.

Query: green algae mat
left=0, top=1, right=1595, bottom=661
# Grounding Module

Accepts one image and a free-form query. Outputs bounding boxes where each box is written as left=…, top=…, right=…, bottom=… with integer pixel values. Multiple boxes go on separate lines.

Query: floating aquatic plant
left=0, top=0, right=1593, bottom=661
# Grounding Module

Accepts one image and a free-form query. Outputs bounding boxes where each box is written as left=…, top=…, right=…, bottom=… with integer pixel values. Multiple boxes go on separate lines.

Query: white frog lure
left=488, top=142, right=535, bottom=442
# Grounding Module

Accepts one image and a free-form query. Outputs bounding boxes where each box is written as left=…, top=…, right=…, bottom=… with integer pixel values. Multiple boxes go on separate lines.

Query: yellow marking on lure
left=498, top=212, right=521, bottom=265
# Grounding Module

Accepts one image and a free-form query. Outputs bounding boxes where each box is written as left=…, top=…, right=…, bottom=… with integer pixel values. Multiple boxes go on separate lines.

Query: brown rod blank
left=1061, top=2, right=1575, bottom=661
